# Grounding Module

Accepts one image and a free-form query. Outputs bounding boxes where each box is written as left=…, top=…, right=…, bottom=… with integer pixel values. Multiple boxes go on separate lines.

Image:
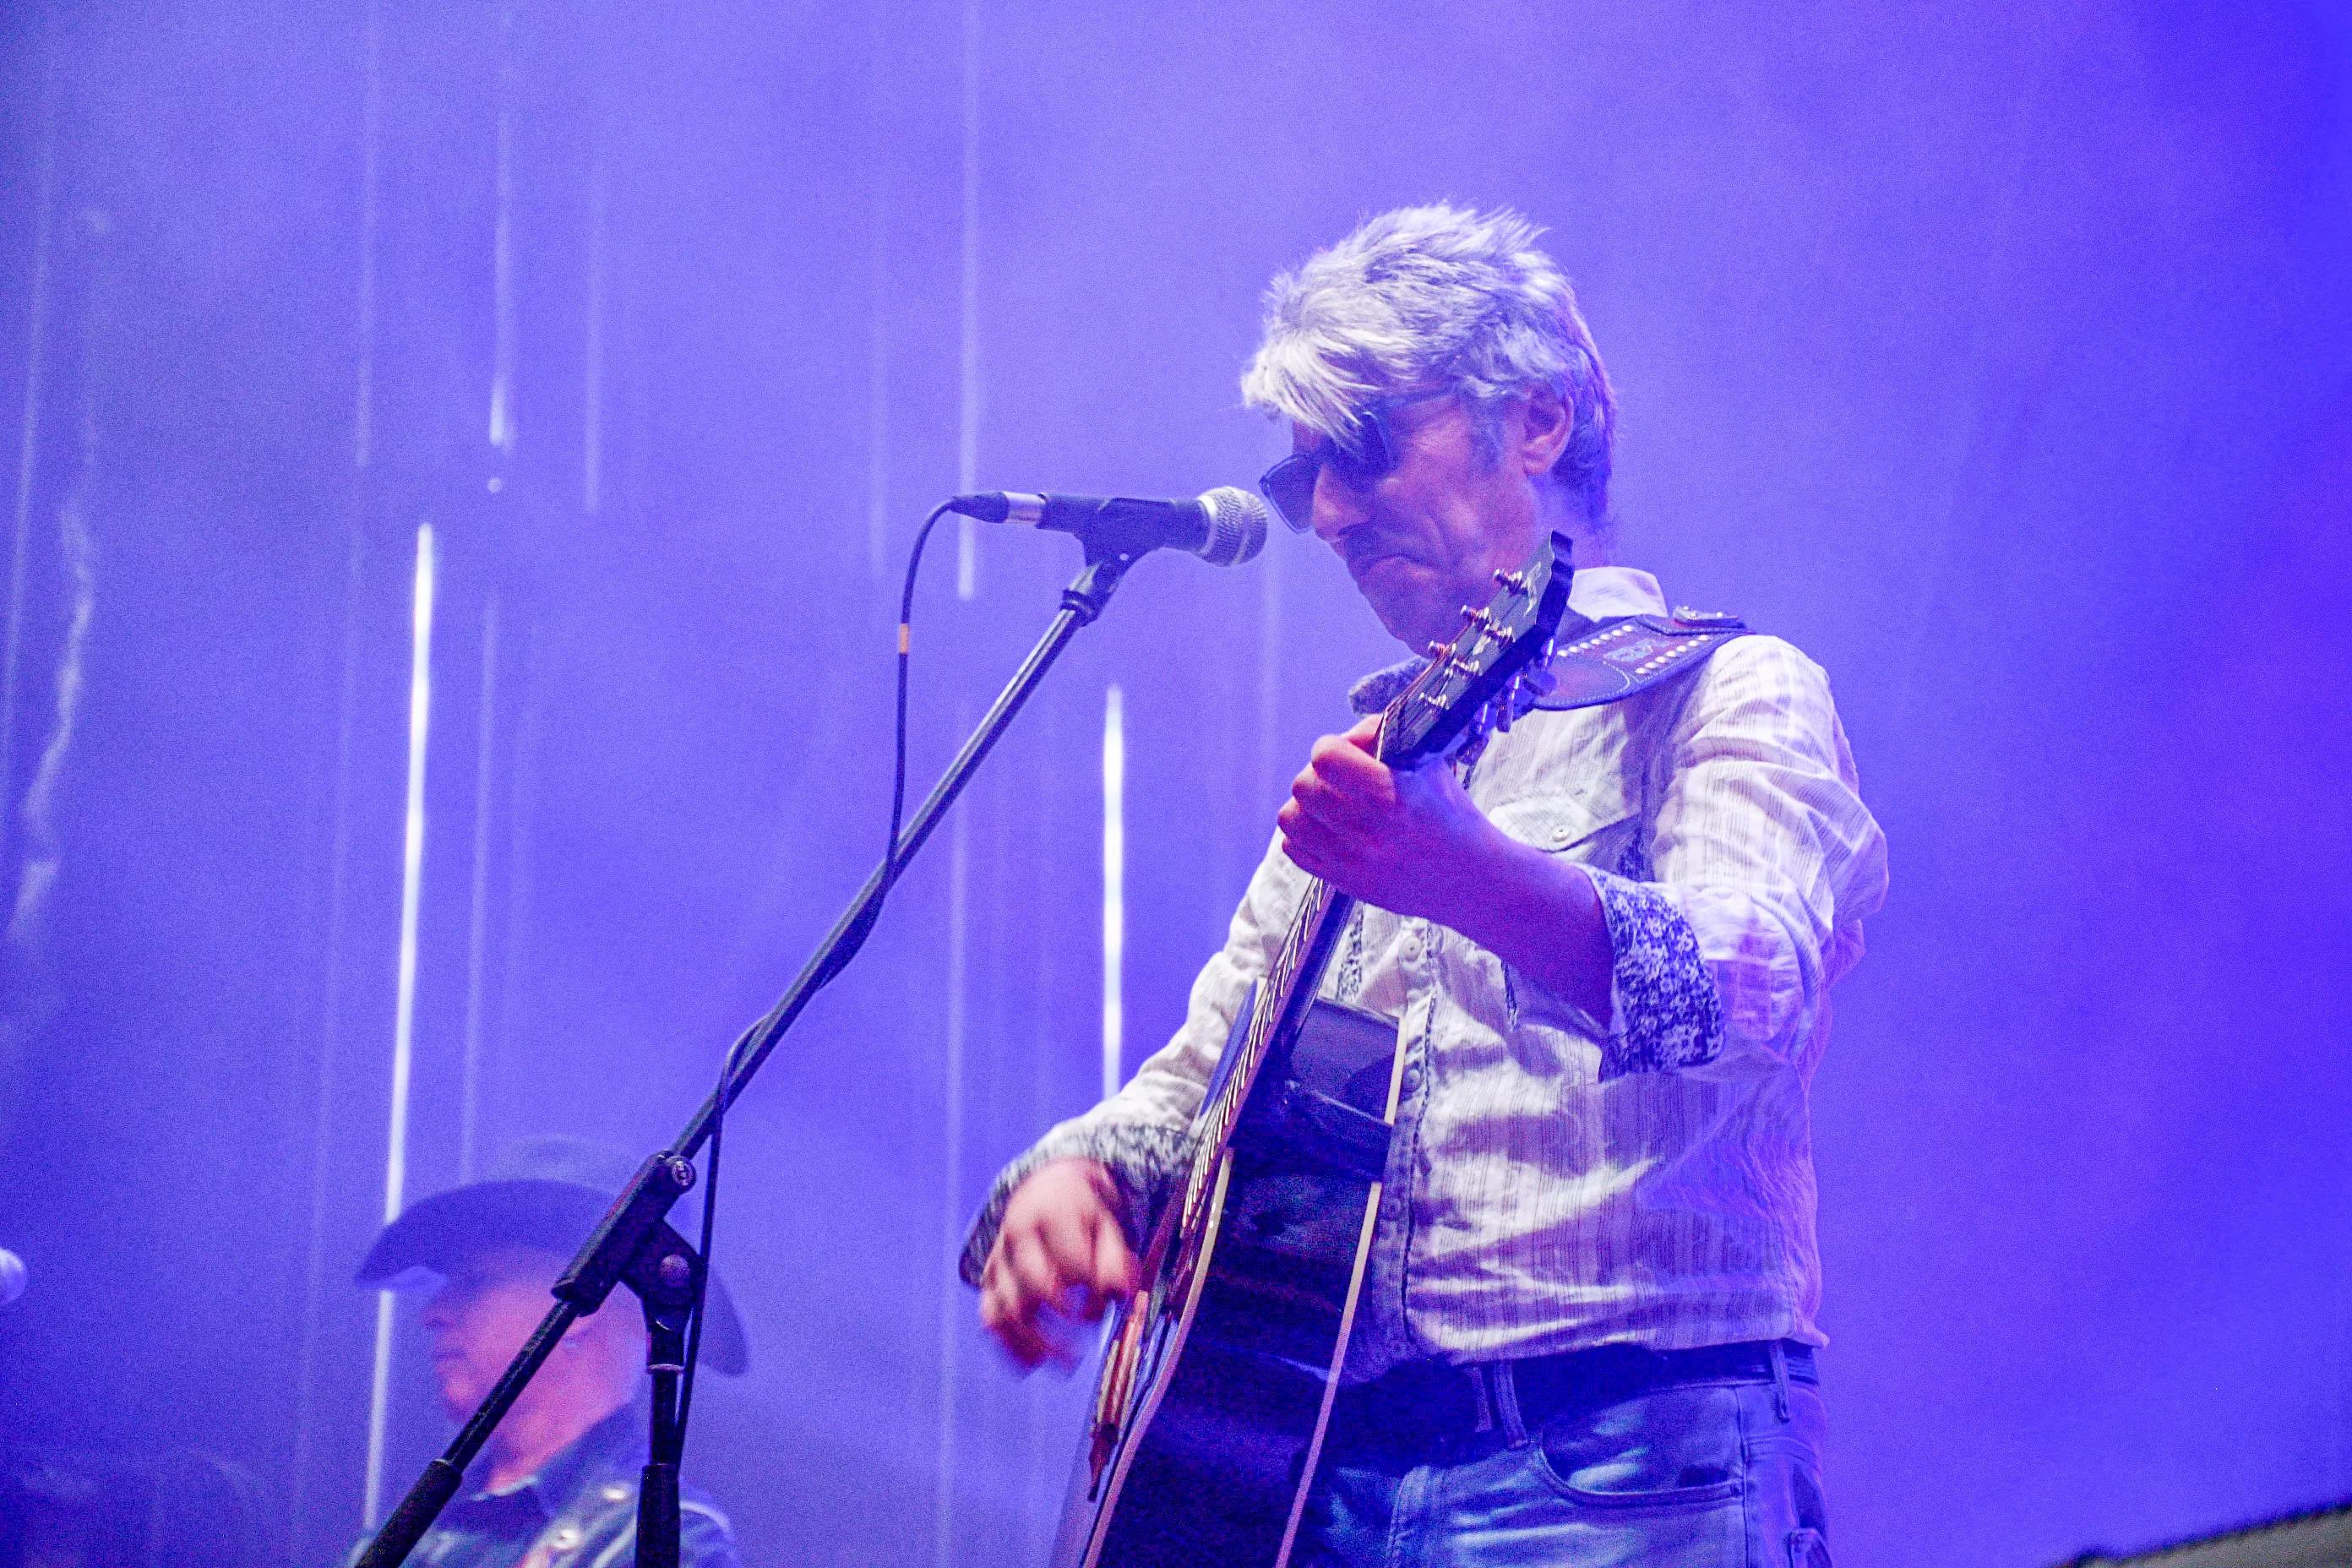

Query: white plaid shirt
left=963, top=568, right=1889, bottom=1376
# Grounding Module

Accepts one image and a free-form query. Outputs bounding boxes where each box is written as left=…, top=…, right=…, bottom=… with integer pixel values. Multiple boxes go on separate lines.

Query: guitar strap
left=1527, top=607, right=1755, bottom=711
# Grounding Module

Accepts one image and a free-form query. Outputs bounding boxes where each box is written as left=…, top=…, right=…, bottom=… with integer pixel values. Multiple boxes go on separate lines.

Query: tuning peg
left=1491, top=569, right=1531, bottom=595
left=1425, top=640, right=1447, bottom=660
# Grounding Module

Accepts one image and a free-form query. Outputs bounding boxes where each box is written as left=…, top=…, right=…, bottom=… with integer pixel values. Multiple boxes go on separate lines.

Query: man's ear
left=1515, top=384, right=1575, bottom=476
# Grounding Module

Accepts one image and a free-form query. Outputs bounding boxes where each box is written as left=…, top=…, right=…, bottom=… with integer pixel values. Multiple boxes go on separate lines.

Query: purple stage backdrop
left=0, top=2, right=2346, bottom=1565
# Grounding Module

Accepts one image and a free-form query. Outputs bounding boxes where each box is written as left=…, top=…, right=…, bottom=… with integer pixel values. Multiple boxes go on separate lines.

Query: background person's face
left=417, top=1244, right=569, bottom=1420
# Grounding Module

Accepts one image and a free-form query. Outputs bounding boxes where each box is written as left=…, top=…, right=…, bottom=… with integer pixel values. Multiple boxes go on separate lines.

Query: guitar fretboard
left=1174, top=685, right=1437, bottom=1234
left=1179, top=870, right=1354, bottom=1233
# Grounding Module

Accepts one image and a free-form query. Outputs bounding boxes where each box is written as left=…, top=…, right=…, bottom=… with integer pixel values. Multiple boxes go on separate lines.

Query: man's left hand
left=1275, top=714, right=1617, bottom=1026
left=1276, top=716, right=1499, bottom=928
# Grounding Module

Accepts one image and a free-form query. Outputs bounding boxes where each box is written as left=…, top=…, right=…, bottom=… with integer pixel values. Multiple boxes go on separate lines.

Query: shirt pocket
left=1487, top=789, right=1636, bottom=868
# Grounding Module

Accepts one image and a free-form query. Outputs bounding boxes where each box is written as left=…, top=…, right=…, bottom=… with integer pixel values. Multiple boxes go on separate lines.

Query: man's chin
left=1353, top=564, right=1429, bottom=643
left=1366, top=591, right=1454, bottom=653
left=435, top=1370, right=482, bottom=1422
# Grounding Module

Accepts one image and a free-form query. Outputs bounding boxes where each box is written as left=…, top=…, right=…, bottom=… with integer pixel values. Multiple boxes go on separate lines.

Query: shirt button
left=550, top=1526, right=584, bottom=1551
left=601, top=1484, right=630, bottom=1503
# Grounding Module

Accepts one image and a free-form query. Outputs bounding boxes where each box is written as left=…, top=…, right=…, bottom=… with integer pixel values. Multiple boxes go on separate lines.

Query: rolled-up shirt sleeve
left=1579, top=865, right=1729, bottom=1078
left=957, top=835, right=1309, bottom=1286
left=1623, top=635, right=1887, bottom=1064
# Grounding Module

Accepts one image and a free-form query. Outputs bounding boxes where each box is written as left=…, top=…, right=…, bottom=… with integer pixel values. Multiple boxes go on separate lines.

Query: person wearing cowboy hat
left=347, top=1137, right=749, bottom=1568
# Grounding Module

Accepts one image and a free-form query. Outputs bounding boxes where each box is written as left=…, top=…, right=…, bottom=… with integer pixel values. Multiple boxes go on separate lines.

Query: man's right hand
left=977, top=1157, right=1140, bottom=1370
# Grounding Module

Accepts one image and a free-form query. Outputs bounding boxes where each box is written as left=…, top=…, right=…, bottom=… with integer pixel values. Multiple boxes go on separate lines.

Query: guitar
left=1050, top=533, right=1576, bottom=1568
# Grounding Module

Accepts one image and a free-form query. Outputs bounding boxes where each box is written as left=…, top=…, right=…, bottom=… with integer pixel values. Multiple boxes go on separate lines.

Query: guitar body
left=1053, top=997, right=1401, bottom=1568
left=1048, top=532, right=1576, bottom=1568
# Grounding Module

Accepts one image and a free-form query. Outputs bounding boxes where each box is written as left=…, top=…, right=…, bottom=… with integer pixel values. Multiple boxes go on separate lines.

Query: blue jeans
left=1298, top=1369, right=1832, bottom=1568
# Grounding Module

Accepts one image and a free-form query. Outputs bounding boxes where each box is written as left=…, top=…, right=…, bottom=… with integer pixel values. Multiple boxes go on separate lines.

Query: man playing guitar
left=964, top=204, right=1887, bottom=1568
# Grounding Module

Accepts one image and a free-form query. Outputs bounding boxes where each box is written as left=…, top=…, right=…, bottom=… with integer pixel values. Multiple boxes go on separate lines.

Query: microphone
left=945, top=487, right=1268, bottom=568
left=0, top=1248, right=24, bottom=1306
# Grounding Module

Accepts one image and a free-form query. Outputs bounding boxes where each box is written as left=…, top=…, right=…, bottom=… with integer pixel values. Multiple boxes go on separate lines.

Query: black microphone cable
left=675, top=499, right=956, bottom=1445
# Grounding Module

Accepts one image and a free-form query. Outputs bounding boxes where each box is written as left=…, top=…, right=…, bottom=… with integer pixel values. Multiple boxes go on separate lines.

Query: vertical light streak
left=934, top=803, right=970, bottom=1568
left=865, top=0, right=891, bottom=579
left=2, top=14, right=56, bottom=825
left=939, top=0, right=984, bottom=1549
left=293, top=527, right=368, bottom=1565
left=1021, top=699, right=1062, bottom=1564
left=362, top=522, right=438, bottom=1528
left=351, top=0, right=382, bottom=471
left=582, top=166, right=606, bottom=514
left=293, top=9, right=382, bottom=1552
left=487, top=0, right=518, bottom=453
left=955, top=0, right=980, bottom=601
left=1101, top=684, right=1125, bottom=1099
left=494, top=685, right=542, bottom=1097
left=457, top=594, right=500, bottom=1182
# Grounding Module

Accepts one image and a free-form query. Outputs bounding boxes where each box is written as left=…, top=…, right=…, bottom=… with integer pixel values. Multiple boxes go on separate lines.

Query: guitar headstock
left=1378, top=532, right=1573, bottom=768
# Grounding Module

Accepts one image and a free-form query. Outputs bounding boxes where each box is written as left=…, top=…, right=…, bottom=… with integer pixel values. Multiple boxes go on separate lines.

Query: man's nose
left=1310, top=465, right=1371, bottom=544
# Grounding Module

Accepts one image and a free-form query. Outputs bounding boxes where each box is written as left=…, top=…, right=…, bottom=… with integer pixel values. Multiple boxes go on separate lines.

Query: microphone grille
left=1197, top=487, right=1270, bottom=568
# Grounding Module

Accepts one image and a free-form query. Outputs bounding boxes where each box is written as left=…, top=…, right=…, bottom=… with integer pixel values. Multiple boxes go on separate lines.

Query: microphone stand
left=356, top=540, right=1147, bottom=1568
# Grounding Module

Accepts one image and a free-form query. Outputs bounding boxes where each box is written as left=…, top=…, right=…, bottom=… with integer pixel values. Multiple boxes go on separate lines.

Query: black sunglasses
left=1258, top=389, right=1456, bottom=532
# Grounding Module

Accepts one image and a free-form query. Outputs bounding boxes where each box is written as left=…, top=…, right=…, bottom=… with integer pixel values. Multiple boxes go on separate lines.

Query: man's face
left=418, top=1244, right=568, bottom=1420
left=1298, top=394, right=1547, bottom=651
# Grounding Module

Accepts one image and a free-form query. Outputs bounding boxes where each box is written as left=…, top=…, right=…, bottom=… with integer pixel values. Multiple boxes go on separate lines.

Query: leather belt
left=1326, top=1339, right=1817, bottom=1461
